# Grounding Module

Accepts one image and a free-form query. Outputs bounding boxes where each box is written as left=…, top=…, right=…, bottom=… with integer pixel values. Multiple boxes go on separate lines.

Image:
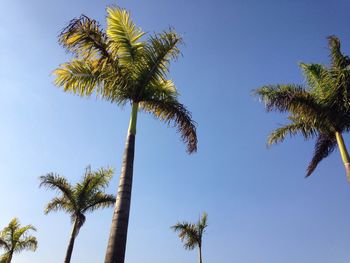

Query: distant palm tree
left=53, top=6, right=197, bottom=263
left=0, top=218, right=37, bottom=263
left=39, top=166, right=115, bottom=263
left=255, top=36, right=350, bottom=179
left=172, top=212, right=208, bottom=263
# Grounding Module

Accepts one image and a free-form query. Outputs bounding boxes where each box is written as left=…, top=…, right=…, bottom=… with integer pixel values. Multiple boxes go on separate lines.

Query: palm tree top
left=171, top=212, right=208, bottom=250
left=53, top=6, right=197, bottom=153
left=255, top=36, right=350, bottom=176
left=39, top=166, right=115, bottom=227
left=0, top=218, right=38, bottom=261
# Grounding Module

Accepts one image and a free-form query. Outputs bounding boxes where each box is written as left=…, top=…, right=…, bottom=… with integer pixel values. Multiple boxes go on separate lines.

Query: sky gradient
left=1, top=0, right=350, bottom=262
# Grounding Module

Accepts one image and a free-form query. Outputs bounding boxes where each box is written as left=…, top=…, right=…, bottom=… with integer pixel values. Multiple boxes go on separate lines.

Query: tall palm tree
left=39, top=166, right=115, bottom=263
left=0, top=218, right=37, bottom=263
left=171, top=212, right=208, bottom=263
left=53, top=7, right=197, bottom=263
left=255, top=36, right=350, bottom=179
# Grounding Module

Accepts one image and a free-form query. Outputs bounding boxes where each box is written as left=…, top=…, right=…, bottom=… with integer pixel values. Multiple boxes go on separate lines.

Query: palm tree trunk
left=105, top=102, right=138, bottom=263
left=335, top=131, right=350, bottom=181
left=5, top=251, right=13, bottom=263
left=64, top=219, right=79, bottom=263
left=198, top=245, right=202, bottom=263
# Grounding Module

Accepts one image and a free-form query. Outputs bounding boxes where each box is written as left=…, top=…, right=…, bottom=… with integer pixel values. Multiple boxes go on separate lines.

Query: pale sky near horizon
left=1, top=0, right=350, bottom=262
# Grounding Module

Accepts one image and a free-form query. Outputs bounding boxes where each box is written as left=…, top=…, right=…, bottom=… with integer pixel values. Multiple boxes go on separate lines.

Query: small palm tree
left=53, top=6, right=197, bottom=263
left=255, top=36, right=350, bottom=180
left=171, top=212, right=208, bottom=263
left=39, top=166, right=115, bottom=263
left=0, top=218, right=37, bottom=263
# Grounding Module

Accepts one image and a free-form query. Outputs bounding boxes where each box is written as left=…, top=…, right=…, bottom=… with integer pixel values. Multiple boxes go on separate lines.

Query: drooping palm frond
left=140, top=98, right=197, bottom=153
left=60, top=15, right=111, bottom=61
left=44, top=197, right=73, bottom=214
left=15, top=236, right=38, bottom=253
left=82, top=192, right=115, bottom=213
left=39, top=173, right=75, bottom=206
left=106, top=7, right=145, bottom=64
left=172, top=222, right=199, bottom=250
left=306, top=134, right=337, bottom=176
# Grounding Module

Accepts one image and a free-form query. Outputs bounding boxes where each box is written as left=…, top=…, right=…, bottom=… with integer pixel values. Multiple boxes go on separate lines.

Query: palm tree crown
left=39, top=166, right=115, bottom=263
left=172, top=212, right=208, bottom=263
left=54, top=7, right=197, bottom=152
left=255, top=36, right=350, bottom=178
left=0, top=218, right=37, bottom=263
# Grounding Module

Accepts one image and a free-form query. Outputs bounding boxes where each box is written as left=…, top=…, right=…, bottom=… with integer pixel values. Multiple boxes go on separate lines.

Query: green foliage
left=255, top=36, right=350, bottom=176
left=53, top=6, right=197, bottom=153
left=0, top=218, right=37, bottom=262
left=39, top=166, right=115, bottom=233
left=171, top=212, right=208, bottom=250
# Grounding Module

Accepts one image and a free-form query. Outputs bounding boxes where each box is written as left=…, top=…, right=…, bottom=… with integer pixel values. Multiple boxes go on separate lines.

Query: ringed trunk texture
left=335, top=132, right=350, bottom=182
left=105, top=103, right=138, bottom=263
left=64, top=219, right=78, bottom=263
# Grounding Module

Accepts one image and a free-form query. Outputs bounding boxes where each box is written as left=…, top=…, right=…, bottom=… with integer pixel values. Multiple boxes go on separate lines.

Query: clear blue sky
left=1, top=0, right=350, bottom=262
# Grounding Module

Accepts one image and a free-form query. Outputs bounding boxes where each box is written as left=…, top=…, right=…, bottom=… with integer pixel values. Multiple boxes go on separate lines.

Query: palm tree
left=39, top=166, right=115, bottom=263
left=171, top=212, right=208, bottom=263
left=255, top=36, right=350, bottom=179
left=0, top=218, right=37, bottom=263
left=53, top=7, right=198, bottom=263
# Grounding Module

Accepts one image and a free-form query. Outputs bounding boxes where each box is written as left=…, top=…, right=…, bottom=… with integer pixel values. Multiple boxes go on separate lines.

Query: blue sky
left=1, top=0, right=350, bottom=262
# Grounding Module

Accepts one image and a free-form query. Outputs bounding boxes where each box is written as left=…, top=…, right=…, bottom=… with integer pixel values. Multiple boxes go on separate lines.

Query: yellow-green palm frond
left=136, top=30, right=182, bottom=88
left=306, top=134, right=336, bottom=177
left=53, top=59, right=102, bottom=96
left=299, top=63, right=329, bottom=93
left=60, top=15, right=111, bottom=61
left=140, top=98, right=197, bottom=153
left=106, top=7, right=145, bottom=64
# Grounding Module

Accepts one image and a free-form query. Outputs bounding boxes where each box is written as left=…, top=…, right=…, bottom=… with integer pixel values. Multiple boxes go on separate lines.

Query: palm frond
left=171, top=222, right=199, bottom=250
left=106, top=7, right=145, bottom=64
left=299, top=63, right=328, bottom=91
left=14, top=236, right=38, bottom=253
left=136, top=30, right=182, bottom=90
left=82, top=193, right=115, bottom=213
left=140, top=98, right=197, bottom=153
left=44, top=197, right=73, bottom=215
left=59, top=15, right=111, bottom=61
left=328, top=35, right=350, bottom=69
left=53, top=59, right=102, bottom=96
left=39, top=173, right=76, bottom=207
left=267, top=119, right=317, bottom=145
left=306, top=133, right=336, bottom=177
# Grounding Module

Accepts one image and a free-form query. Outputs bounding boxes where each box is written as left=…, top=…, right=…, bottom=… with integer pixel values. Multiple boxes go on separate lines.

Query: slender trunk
left=64, top=219, right=79, bottom=263
left=335, top=131, right=350, bottom=182
left=5, top=251, right=13, bottom=263
left=198, top=245, right=202, bottom=263
left=105, top=103, right=138, bottom=263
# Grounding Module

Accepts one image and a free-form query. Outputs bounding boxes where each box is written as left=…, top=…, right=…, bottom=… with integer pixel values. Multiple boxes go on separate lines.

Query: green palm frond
left=299, top=63, right=328, bottom=91
left=53, top=59, right=102, bottom=96
left=140, top=99, right=197, bottom=153
left=106, top=7, right=145, bottom=64
left=328, top=35, right=350, bottom=69
left=59, top=15, right=111, bottom=61
left=82, top=192, right=115, bottom=213
left=15, top=236, right=38, bottom=253
left=306, top=134, right=337, bottom=176
left=39, top=173, right=76, bottom=206
left=44, top=197, right=73, bottom=214
left=136, top=30, right=182, bottom=89
left=267, top=120, right=317, bottom=146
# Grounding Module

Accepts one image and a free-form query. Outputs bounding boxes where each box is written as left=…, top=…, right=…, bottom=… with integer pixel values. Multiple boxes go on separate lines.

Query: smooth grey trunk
left=64, top=219, right=78, bottom=263
left=104, top=133, right=136, bottom=263
left=198, top=245, right=202, bottom=263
